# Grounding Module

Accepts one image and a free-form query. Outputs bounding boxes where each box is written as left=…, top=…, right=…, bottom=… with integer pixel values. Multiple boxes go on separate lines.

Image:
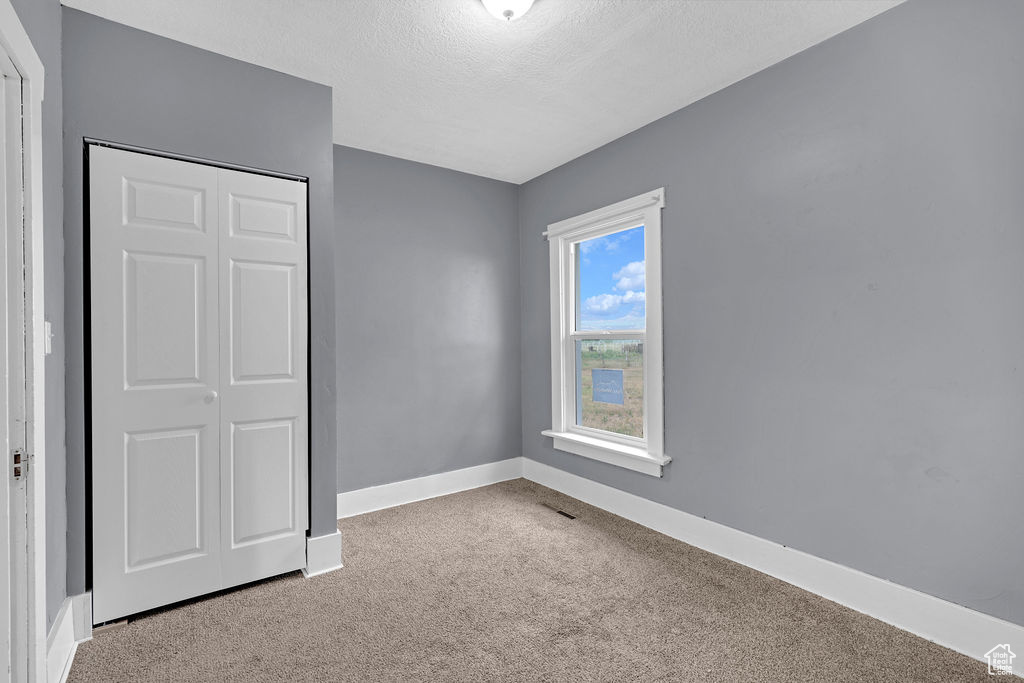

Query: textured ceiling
left=61, top=0, right=903, bottom=183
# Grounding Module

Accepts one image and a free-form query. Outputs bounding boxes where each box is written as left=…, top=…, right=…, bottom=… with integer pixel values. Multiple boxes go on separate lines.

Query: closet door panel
left=90, top=147, right=222, bottom=623
left=218, top=169, right=308, bottom=586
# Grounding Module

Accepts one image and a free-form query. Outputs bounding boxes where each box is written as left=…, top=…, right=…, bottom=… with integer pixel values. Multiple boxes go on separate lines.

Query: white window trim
left=543, top=188, right=668, bottom=477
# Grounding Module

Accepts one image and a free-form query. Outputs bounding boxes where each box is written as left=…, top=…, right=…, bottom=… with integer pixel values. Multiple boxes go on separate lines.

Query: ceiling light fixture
left=481, top=0, right=535, bottom=22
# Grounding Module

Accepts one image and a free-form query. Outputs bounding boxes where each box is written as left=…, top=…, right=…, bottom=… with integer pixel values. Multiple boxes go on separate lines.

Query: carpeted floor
left=68, top=479, right=992, bottom=682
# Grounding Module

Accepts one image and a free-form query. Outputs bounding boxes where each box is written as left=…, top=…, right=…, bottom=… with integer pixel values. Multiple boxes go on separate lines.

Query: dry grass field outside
left=578, top=340, right=644, bottom=437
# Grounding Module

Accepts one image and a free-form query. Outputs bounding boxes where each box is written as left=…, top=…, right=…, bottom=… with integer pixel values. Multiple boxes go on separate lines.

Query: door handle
left=204, top=390, right=219, bottom=404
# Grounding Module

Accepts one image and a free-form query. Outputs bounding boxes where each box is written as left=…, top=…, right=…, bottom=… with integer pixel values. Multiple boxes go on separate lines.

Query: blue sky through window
left=577, top=225, right=645, bottom=330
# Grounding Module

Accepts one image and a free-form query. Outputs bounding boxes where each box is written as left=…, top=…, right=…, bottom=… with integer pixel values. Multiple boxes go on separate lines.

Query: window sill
left=541, top=430, right=670, bottom=477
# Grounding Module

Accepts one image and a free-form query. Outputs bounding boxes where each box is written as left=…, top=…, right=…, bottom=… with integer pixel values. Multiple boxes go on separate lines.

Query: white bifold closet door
left=90, top=146, right=308, bottom=624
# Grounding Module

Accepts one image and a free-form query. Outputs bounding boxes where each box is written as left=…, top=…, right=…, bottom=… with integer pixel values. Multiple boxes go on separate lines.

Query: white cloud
left=613, top=261, right=645, bottom=291
left=582, top=290, right=645, bottom=314
left=579, top=230, right=636, bottom=255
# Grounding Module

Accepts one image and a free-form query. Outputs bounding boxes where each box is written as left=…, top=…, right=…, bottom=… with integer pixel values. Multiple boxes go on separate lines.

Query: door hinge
left=12, top=449, right=27, bottom=480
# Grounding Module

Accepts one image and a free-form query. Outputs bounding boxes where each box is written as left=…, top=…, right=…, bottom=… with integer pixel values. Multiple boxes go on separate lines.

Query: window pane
left=575, top=225, right=645, bottom=331
left=575, top=339, right=644, bottom=438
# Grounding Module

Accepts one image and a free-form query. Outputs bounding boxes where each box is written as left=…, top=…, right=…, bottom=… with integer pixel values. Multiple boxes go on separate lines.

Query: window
left=542, top=188, right=668, bottom=477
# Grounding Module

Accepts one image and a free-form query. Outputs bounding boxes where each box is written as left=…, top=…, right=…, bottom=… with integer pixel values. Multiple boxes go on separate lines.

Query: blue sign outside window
left=592, top=369, right=624, bottom=405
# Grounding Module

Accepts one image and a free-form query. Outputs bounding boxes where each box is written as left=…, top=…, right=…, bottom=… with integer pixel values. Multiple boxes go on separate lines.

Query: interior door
left=90, top=146, right=309, bottom=623
left=0, top=48, right=14, bottom=681
left=218, top=168, right=308, bottom=586
left=1, top=47, right=28, bottom=682
left=90, top=147, right=223, bottom=623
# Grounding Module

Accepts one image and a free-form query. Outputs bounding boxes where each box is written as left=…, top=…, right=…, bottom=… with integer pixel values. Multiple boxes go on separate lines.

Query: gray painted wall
left=519, top=0, right=1024, bottom=626
left=334, top=146, right=521, bottom=492
left=44, top=0, right=1024, bottom=633
left=62, top=8, right=338, bottom=597
left=10, top=0, right=65, bottom=630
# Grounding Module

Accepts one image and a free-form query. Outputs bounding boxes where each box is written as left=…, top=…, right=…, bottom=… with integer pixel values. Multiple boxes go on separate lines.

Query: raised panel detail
left=125, top=428, right=204, bottom=570
left=230, top=194, right=296, bottom=241
left=124, top=252, right=205, bottom=389
left=231, top=261, right=294, bottom=383
left=123, top=177, right=205, bottom=232
left=230, top=420, right=295, bottom=546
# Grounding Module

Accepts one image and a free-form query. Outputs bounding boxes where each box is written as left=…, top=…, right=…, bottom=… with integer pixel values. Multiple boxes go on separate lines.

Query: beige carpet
left=69, top=479, right=992, bottom=682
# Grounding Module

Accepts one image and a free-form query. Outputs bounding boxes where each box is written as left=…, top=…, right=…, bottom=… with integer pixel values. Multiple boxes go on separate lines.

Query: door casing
left=0, top=3, right=47, bottom=680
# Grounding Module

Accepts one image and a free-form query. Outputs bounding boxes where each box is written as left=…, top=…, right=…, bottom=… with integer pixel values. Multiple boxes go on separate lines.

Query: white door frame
left=0, top=2, right=47, bottom=680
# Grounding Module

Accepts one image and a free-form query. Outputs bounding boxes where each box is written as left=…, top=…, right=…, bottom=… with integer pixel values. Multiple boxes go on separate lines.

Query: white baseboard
left=522, top=458, right=1024, bottom=676
left=46, top=593, right=91, bottom=683
left=70, top=593, right=92, bottom=643
left=336, top=457, right=524, bottom=519
left=303, top=530, right=344, bottom=578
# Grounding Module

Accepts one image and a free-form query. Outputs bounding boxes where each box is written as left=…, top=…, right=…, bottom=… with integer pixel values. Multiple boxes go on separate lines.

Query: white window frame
left=542, top=188, right=668, bottom=477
